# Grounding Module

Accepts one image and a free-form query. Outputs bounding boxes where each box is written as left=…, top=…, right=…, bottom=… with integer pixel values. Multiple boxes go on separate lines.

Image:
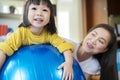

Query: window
left=115, top=23, right=120, bottom=36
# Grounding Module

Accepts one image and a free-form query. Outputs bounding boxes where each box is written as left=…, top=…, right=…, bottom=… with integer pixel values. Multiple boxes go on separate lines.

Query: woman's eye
left=99, top=39, right=104, bottom=44
left=91, top=33, right=96, bottom=37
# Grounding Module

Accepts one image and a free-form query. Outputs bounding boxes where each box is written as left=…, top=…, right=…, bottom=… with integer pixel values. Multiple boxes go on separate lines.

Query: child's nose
left=36, top=10, right=42, bottom=16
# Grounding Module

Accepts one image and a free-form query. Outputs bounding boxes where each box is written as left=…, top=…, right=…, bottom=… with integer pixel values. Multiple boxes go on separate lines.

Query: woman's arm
left=0, top=50, right=6, bottom=70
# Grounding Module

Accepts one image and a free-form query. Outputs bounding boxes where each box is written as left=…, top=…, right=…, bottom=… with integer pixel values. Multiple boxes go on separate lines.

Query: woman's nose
left=91, top=38, right=97, bottom=45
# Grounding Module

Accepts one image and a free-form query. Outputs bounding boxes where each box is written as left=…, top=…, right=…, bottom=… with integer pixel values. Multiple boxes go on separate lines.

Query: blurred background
left=0, top=0, right=120, bottom=79
left=0, top=0, right=120, bottom=43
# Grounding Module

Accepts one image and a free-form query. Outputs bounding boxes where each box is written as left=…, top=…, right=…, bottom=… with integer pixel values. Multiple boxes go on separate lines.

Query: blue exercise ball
left=0, top=44, right=85, bottom=80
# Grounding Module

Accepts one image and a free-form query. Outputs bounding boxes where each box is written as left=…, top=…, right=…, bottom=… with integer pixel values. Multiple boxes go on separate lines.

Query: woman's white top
left=74, top=43, right=100, bottom=75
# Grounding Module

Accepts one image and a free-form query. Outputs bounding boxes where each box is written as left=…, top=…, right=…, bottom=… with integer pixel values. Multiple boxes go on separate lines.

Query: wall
left=57, top=0, right=83, bottom=43
left=0, top=18, right=22, bottom=31
left=0, top=0, right=83, bottom=43
left=0, top=0, right=25, bottom=31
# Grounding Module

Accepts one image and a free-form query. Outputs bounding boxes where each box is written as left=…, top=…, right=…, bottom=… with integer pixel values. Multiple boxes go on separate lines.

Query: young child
left=0, top=0, right=74, bottom=80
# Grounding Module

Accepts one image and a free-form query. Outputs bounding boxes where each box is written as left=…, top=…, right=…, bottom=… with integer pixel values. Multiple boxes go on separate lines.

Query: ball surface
left=0, top=44, right=85, bottom=80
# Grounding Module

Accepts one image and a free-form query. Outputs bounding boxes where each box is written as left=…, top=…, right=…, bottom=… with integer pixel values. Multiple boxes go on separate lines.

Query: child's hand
left=58, top=61, right=73, bottom=80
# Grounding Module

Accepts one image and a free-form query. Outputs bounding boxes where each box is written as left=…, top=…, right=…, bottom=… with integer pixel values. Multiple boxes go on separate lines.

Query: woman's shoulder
left=80, top=56, right=100, bottom=75
left=81, top=56, right=100, bottom=67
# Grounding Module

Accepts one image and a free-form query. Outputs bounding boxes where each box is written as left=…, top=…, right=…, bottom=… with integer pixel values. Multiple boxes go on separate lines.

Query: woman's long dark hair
left=18, top=0, right=57, bottom=34
left=89, top=24, right=118, bottom=80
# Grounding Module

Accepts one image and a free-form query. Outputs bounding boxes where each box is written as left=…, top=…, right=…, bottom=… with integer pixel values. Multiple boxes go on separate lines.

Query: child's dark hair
left=89, top=24, right=118, bottom=80
left=19, top=0, right=57, bottom=34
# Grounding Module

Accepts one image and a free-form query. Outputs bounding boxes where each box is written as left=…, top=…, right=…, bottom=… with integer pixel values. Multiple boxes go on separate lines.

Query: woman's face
left=28, top=2, right=50, bottom=29
left=82, top=28, right=111, bottom=54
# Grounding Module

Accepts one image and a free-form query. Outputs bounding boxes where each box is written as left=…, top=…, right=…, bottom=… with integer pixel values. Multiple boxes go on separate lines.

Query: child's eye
left=31, top=7, right=37, bottom=10
left=43, top=9, right=48, bottom=12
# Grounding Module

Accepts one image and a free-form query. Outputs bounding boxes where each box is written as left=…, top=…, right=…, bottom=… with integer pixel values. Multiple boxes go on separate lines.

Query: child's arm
left=58, top=50, right=73, bottom=80
left=0, top=50, right=6, bottom=70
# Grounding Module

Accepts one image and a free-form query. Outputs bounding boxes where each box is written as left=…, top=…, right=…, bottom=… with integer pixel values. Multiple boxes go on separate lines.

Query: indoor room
left=0, top=0, right=120, bottom=80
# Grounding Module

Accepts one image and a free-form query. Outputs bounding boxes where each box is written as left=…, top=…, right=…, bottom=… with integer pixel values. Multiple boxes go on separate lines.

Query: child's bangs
left=30, top=0, right=51, bottom=8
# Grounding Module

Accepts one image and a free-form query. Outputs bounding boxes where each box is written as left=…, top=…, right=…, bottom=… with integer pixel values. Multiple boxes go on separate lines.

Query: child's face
left=28, top=3, right=50, bottom=29
left=82, top=27, right=111, bottom=54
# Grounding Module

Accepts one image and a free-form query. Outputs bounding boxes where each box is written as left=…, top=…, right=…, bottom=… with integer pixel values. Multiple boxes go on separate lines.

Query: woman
left=67, top=24, right=118, bottom=80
